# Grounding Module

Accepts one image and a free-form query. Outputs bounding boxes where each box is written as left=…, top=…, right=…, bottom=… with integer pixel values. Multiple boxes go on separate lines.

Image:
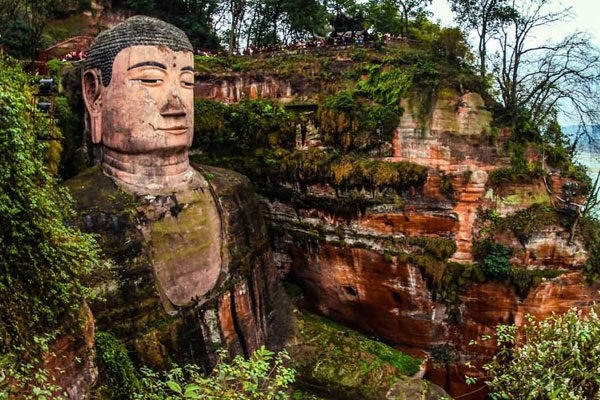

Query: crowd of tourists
left=239, top=32, right=408, bottom=56
left=53, top=31, right=406, bottom=62
left=59, top=50, right=87, bottom=61
left=192, top=32, right=408, bottom=58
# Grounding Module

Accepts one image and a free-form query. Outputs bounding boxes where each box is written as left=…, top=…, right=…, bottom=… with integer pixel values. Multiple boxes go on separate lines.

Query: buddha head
left=82, top=16, right=196, bottom=194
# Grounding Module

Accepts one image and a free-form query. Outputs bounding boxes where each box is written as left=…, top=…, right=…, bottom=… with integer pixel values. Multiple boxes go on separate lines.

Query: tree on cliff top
left=448, top=0, right=516, bottom=83
left=0, top=55, right=100, bottom=359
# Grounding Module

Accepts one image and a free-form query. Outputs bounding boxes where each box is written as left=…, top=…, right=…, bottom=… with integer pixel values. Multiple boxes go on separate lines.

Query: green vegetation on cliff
left=0, top=55, right=102, bottom=398
left=95, top=331, right=141, bottom=400
left=473, top=306, right=600, bottom=400
left=289, top=311, right=422, bottom=399
left=0, top=56, right=99, bottom=356
left=190, top=26, right=481, bottom=215
left=191, top=97, right=428, bottom=203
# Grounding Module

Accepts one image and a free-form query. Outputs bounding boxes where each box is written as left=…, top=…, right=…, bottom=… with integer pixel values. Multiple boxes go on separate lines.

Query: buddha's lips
left=159, top=126, right=188, bottom=135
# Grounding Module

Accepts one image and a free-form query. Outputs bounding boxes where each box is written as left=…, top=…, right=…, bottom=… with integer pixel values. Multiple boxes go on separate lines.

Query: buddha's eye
left=180, top=71, right=194, bottom=88
left=137, top=78, right=163, bottom=85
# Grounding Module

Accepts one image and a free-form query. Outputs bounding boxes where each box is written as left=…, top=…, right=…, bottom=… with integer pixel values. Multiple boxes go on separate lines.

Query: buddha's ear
left=82, top=69, right=103, bottom=144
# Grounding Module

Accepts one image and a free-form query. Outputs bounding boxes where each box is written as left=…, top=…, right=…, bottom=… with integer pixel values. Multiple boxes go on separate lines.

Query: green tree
left=391, top=0, right=432, bottom=37
left=325, top=0, right=367, bottom=34
left=123, top=0, right=220, bottom=49
left=0, top=0, right=59, bottom=58
left=367, top=0, right=403, bottom=35
left=448, top=0, right=516, bottom=82
left=476, top=307, right=600, bottom=399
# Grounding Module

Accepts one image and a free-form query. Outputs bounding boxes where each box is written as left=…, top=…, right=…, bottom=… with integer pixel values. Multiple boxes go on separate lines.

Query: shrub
left=487, top=165, right=544, bottom=187
left=578, top=216, right=600, bottom=281
left=478, top=306, right=600, bottom=399
left=137, top=347, right=296, bottom=400
left=431, top=27, right=471, bottom=67
left=193, top=99, right=229, bottom=150
left=440, top=173, right=455, bottom=201
left=95, top=331, right=141, bottom=400
left=496, top=204, right=559, bottom=245
left=476, top=241, right=511, bottom=280
left=356, top=66, right=411, bottom=109
left=54, top=96, right=86, bottom=179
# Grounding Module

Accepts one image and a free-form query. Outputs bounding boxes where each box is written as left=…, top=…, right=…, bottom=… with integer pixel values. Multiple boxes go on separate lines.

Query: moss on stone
left=288, top=311, right=422, bottom=400
left=62, top=166, right=138, bottom=215
left=494, top=204, right=562, bottom=245
left=507, top=267, right=566, bottom=298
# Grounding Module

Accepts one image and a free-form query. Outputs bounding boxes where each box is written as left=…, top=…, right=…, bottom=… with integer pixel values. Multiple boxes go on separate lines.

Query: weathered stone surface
left=44, top=303, right=97, bottom=400
left=388, top=91, right=495, bottom=171
left=195, top=75, right=293, bottom=103
left=192, top=68, right=597, bottom=400
left=386, top=378, right=451, bottom=400
left=82, top=17, right=198, bottom=194
left=64, top=165, right=291, bottom=370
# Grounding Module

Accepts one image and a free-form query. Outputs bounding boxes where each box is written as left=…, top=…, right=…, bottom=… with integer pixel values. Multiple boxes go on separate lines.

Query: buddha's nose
left=160, top=89, right=186, bottom=117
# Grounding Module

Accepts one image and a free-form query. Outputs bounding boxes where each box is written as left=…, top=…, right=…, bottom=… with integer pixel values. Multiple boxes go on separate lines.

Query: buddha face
left=83, top=45, right=195, bottom=158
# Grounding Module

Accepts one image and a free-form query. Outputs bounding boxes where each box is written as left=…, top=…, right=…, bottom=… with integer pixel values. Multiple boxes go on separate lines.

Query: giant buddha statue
left=64, top=16, right=290, bottom=369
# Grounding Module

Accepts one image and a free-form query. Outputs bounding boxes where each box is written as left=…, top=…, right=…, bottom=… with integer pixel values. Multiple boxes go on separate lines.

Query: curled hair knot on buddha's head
left=84, top=15, right=193, bottom=87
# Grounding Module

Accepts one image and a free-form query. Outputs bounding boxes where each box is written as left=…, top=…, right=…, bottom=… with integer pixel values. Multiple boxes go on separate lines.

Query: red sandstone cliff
left=195, top=74, right=598, bottom=398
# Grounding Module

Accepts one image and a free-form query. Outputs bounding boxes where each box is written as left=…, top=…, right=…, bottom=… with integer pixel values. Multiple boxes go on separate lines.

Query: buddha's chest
left=136, top=187, right=224, bottom=312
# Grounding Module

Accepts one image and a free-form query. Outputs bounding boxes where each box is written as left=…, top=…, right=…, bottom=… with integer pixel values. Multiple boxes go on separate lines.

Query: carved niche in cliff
left=65, top=16, right=290, bottom=369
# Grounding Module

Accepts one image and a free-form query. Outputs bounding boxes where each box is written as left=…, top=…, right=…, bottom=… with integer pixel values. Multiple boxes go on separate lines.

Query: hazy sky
left=427, top=0, right=600, bottom=46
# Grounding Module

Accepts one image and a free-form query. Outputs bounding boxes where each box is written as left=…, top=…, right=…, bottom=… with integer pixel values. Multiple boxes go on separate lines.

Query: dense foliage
left=95, top=331, right=141, bottom=400
left=476, top=307, right=600, bottom=399
left=136, top=347, right=296, bottom=400
left=578, top=215, right=600, bottom=282
left=0, top=56, right=99, bottom=358
left=192, top=96, right=428, bottom=199
left=476, top=241, right=511, bottom=280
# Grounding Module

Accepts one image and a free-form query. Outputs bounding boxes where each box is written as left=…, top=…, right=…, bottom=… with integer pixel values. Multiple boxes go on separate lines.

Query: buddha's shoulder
left=62, top=165, right=137, bottom=214
left=62, top=164, right=256, bottom=214
left=192, top=164, right=254, bottom=199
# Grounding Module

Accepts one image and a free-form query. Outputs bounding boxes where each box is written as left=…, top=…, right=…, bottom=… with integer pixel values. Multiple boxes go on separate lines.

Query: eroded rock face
left=260, top=89, right=599, bottom=399
left=195, top=75, right=293, bottom=103
left=64, top=165, right=291, bottom=371
left=44, top=303, right=97, bottom=400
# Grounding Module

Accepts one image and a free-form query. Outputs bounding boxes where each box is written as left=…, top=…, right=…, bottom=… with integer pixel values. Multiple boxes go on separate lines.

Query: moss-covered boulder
left=288, top=311, right=449, bottom=400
